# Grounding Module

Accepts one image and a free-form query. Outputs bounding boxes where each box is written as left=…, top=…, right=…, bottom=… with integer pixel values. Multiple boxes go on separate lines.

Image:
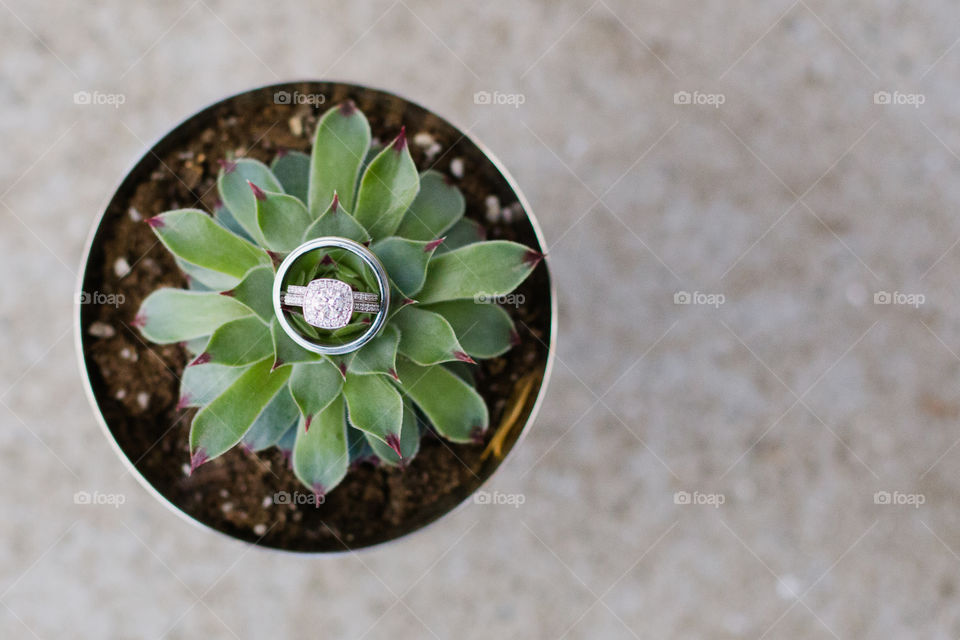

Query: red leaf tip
left=146, top=216, right=165, bottom=229
left=338, top=362, right=348, bottom=378
left=217, top=159, right=237, bottom=173
left=131, top=313, right=146, bottom=329
left=189, top=448, right=208, bottom=474
left=509, top=329, right=521, bottom=347
left=338, top=100, right=357, bottom=116
left=385, top=434, right=403, bottom=459
left=320, top=253, right=335, bottom=266
left=392, top=126, right=407, bottom=152
left=424, top=237, right=446, bottom=252
left=271, top=358, right=285, bottom=371
left=312, top=484, right=326, bottom=506
left=190, top=352, right=212, bottom=367
left=248, top=181, right=267, bottom=201
left=388, top=368, right=400, bottom=382
left=274, top=148, right=289, bottom=159
left=176, top=394, right=191, bottom=410
left=470, top=426, right=486, bottom=444
left=329, top=192, right=340, bottom=214
left=454, top=350, right=477, bottom=364
left=522, top=248, right=545, bottom=267
left=304, top=414, right=313, bottom=432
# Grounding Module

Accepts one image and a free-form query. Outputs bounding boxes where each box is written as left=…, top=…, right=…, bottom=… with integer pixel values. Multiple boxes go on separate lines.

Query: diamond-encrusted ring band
left=272, top=237, right=391, bottom=356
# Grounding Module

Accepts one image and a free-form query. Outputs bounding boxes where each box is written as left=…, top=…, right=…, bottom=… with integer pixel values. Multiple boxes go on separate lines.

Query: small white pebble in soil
left=88, top=321, right=115, bottom=338
left=502, top=202, right=525, bottom=223
left=114, top=257, right=131, bottom=278
left=136, top=392, right=149, bottom=410
left=485, top=195, right=501, bottom=223
left=219, top=489, right=229, bottom=498
left=128, top=207, right=142, bottom=222
left=425, top=142, right=442, bottom=162
left=288, top=115, right=303, bottom=137
left=115, top=389, right=127, bottom=400
left=221, top=502, right=234, bottom=513
left=262, top=496, right=272, bottom=508
left=119, top=347, right=138, bottom=362
left=450, top=157, right=464, bottom=178
left=413, top=131, right=435, bottom=148
left=181, top=463, right=191, bottom=476
left=253, top=523, right=267, bottom=536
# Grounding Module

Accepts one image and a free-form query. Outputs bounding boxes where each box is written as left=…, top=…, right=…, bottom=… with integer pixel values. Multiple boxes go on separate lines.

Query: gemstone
left=302, top=279, right=354, bottom=329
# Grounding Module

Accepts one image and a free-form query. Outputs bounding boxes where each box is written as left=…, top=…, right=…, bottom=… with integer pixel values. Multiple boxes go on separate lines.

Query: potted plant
left=77, top=81, right=555, bottom=551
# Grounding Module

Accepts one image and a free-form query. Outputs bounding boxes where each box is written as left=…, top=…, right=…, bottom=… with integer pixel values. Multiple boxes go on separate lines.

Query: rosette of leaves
left=134, top=101, right=541, bottom=498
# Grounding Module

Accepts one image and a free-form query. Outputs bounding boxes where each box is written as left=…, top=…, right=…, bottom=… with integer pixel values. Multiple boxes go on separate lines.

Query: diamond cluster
left=303, top=279, right=354, bottom=329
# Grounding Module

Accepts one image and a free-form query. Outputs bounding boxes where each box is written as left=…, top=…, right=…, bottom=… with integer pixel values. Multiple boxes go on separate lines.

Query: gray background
left=2, top=1, right=959, bottom=638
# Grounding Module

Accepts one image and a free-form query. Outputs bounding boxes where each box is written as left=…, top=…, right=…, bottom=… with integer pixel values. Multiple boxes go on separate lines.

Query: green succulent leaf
left=353, top=132, right=419, bottom=240
left=302, top=194, right=371, bottom=244
left=276, top=423, right=298, bottom=456
left=255, top=187, right=313, bottom=252
left=292, top=395, right=349, bottom=496
left=197, top=316, right=273, bottom=366
left=270, top=151, right=310, bottom=204
left=365, top=401, right=420, bottom=466
left=395, top=170, right=465, bottom=241
left=309, top=102, right=371, bottom=216
left=393, top=306, right=471, bottom=366
left=177, top=257, right=237, bottom=291
left=270, top=317, right=326, bottom=367
left=435, top=217, right=485, bottom=254
left=418, top=241, right=539, bottom=304
left=148, top=209, right=270, bottom=283
left=347, top=423, right=375, bottom=464
left=217, top=158, right=283, bottom=244
left=178, top=363, right=247, bottom=409
left=137, top=289, right=252, bottom=343
left=343, top=372, right=403, bottom=447
left=289, top=359, right=343, bottom=421
left=241, top=388, right=299, bottom=451
left=423, top=299, right=516, bottom=359
left=396, top=358, right=488, bottom=443
left=371, top=236, right=438, bottom=297
left=214, top=202, right=255, bottom=243
left=226, top=265, right=275, bottom=323
left=347, top=325, right=400, bottom=377
left=189, top=358, right=292, bottom=468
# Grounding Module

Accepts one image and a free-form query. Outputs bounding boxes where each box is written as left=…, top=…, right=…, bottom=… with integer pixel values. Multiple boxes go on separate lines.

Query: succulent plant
left=134, top=101, right=541, bottom=497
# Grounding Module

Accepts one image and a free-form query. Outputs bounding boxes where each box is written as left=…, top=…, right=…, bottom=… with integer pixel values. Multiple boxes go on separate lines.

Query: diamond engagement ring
left=273, top=237, right=390, bottom=356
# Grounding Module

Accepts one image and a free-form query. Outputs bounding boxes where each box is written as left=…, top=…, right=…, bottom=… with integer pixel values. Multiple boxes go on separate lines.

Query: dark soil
left=79, top=82, right=552, bottom=551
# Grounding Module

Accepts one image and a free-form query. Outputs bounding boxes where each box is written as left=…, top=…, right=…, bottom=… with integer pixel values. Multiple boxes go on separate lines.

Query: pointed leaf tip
left=248, top=181, right=267, bottom=201
left=274, top=148, right=288, bottom=159
left=454, top=350, right=477, bottom=364
left=330, top=192, right=340, bottom=214
left=424, top=237, right=446, bottom=252
left=218, top=159, right=237, bottom=173
left=470, top=426, right=485, bottom=444
left=146, top=216, right=164, bottom=229
left=189, top=448, right=208, bottom=474
left=510, top=329, right=521, bottom=347
left=190, top=352, right=212, bottom=367
left=304, top=414, right=313, bottom=432
left=385, top=433, right=403, bottom=459
left=392, top=126, right=407, bottom=152
left=523, top=249, right=544, bottom=267
left=338, top=100, right=357, bottom=116
left=338, top=362, right=347, bottom=378
left=176, top=394, right=191, bottom=410
left=219, top=288, right=236, bottom=297
left=131, top=313, right=146, bottom=329
left=388, top=368, right=400, bottom=382
left=320, top=254, right=335, bottom=266
left=271, top=358, right=285, bottom=371
left=312, top=484, right=326, bottom=505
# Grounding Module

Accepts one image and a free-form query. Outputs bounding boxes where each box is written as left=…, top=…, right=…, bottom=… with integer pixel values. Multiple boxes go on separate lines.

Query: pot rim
left=74, top=79, right=558, bottom=554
